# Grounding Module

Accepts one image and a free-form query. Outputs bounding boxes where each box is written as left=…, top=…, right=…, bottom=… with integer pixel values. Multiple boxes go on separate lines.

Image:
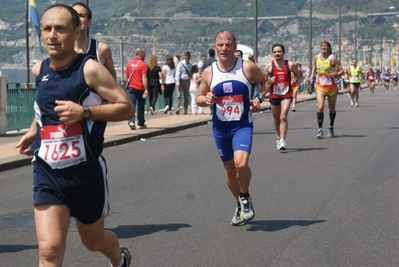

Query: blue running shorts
left=212, top=124, right=253, bottom=162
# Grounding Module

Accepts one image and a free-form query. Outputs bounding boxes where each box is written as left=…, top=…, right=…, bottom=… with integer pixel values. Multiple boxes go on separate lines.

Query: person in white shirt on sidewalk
left=174, top=51, right=193, bottom=115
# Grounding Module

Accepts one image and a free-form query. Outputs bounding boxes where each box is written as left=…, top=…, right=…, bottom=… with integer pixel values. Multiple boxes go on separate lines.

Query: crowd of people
left=14, top=2, right=399, bottom=266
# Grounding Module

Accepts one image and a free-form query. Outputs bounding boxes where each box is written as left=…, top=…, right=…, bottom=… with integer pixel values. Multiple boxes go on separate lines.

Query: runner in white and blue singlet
left=196, top=30, right=269, bottom=226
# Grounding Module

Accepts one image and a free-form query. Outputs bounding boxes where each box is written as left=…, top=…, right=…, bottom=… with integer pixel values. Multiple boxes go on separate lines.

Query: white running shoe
left=277, top=139, right=286, bottom=150
left=239, top=195, right=255, bottom=221
left=231, top=207, right=245, bottom=226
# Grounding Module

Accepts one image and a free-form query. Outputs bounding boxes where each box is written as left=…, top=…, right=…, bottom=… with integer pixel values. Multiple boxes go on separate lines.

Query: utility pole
left=338, top=0, right=341, bottom=63
left=25, top=0, right=30, bottom=84
left=309, top=0, right=312, bottom=70
left=253, top=0, right=258, bottom=59
left=354, top=0, right=357, bottom=59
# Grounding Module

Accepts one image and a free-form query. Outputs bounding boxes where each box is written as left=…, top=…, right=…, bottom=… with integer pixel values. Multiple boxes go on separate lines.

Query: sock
left=329, top=112, right=336, bottom=127
left=111, top=255, right=126, bottom=267
left=317, top=112, right=324, bottom=129
left=237, top=202, right=241, bottom=209
left=240, top=191, right=250, bottom=198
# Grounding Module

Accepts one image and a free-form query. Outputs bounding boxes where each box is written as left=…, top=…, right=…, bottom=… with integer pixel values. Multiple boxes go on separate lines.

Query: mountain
left=0, top=0, right=398, bottom=68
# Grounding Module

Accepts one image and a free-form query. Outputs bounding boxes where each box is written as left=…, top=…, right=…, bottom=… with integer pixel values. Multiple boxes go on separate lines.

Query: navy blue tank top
left=86, top=38, right=100, bottom=63
left=31, top=54, right=107, bottom=167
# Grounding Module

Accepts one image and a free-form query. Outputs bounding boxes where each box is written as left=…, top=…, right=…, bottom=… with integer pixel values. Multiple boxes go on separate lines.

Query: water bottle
left=142, top=92, right=147, bottom=99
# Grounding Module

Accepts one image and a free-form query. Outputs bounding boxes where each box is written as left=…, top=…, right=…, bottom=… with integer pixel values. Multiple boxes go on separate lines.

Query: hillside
left=0, top=0, right=398, bottom=68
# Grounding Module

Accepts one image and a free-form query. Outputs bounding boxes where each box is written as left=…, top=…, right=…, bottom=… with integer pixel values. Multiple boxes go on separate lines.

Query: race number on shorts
left=38, top=124, right=87, bottom=169
left=318, top=75, right=332, bottom=86
left=273, top=84, right=289, bottom=95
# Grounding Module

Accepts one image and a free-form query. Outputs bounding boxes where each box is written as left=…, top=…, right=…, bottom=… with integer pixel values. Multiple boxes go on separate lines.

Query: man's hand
left=250, top=99, right=261, bottom=112
left=15, top=129, right=36, bottom=156
left=54, top=100, right=84, bottom=125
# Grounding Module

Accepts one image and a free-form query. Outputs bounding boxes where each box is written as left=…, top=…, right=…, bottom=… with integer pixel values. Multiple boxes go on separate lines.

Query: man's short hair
left=44, top=4, right=80, bottom=30
left=208, top=49, right=215, bottom=57
left=271, top=44, right=285, bottom=53
left=71, top=2, right=92, bottom=20
left=235, top=50, right=243, bottom=57
left=135, top=48, right=145, bottom=56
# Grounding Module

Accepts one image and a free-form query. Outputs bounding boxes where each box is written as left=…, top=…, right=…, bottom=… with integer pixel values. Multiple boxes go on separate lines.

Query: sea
left=0, top=68, right=35, bottom=84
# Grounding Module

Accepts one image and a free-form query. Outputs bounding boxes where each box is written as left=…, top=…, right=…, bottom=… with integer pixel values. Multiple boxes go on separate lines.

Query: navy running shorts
left=33, top=156, right=109, bottom=224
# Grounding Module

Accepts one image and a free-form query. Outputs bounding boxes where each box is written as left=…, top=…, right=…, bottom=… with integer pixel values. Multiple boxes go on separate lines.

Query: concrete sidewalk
left=0, top=92, right=319, bottom=171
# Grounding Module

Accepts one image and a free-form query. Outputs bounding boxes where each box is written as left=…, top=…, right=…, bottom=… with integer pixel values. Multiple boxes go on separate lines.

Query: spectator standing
left=125, top=48, right=148, bottom=130
left=15, top=4, right=134, bottom=266
left=202, top=48, right=217, bottom=71
left=174, top=51, right=193, bottom=115
left=234, top=50, right=243, bottom=58
left=161, top=55, right=176, bottom=115
left=147, top=55, right=163, bottom=115
left=197, top=54, right=206, bottom=73
left=189, top=65, right=203, bottom=115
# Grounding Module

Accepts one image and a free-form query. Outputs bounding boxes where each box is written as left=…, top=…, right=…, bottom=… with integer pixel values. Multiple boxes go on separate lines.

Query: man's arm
left=98, top=42, right=117, bottom=80
left=290, top=61, right=300, bottom=82
left=142, top=74, right=148, bottom=94
left=309, top=55, right=317, bottom=82
left=15, top=118, right=37, bottom=156
left=54, top=59, right=134, bottom=125
left=196, top=67, right=214, bottom=107
left=175, top=62, right=181, bottom=88
left=331, top=57, right=344, bottom=77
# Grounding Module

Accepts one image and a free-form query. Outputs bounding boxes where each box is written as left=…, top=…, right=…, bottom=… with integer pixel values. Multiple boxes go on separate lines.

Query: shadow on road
left=110, top=223, right=191, bottom=239
left=245, top=219, right=326, bottom=232
left=0, top=244, right=37, bottom=254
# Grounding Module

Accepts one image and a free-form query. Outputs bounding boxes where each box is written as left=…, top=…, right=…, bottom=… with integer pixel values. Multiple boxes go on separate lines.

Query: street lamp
left=309, top=0, right=312, bottom=70
left=354, top=0, right=357, bottom=59
left=338, top=0, right=341, bottom=64
left=253, top=0, right=258, bottom=59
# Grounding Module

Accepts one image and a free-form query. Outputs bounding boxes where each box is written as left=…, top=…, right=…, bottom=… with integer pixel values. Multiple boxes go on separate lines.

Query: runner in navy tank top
left=72, top=2, right=116, bottom=80
left=15, top=4, right=133, bottom=266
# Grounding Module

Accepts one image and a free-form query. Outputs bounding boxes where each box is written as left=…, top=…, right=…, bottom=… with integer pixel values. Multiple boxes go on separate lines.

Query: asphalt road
left=1, top=86, right=398, bottom=266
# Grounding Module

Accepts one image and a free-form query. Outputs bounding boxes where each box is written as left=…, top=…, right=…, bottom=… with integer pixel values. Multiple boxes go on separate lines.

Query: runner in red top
left=264, top=44, right=300, bottom=151
left=366, top=66, right=376, bottom=95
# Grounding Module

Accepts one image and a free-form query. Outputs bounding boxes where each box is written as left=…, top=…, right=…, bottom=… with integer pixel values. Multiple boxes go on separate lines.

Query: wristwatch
left=255, top=93, right=263, bottom=103
left=83, top=106, right=91, bottom=120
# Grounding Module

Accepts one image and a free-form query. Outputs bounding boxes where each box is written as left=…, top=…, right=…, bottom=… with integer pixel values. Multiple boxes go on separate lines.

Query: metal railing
left=6, top=83, right=36, bottom=132
left=5, top=82, right=181, bottom=132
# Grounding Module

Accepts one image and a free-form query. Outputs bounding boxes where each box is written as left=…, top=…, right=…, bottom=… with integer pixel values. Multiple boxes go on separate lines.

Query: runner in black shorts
left=16, top=4, right=134, bottom=267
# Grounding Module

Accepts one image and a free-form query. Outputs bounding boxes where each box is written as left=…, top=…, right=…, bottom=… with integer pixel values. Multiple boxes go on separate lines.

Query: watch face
left=83, top=108, right=90, bottom=119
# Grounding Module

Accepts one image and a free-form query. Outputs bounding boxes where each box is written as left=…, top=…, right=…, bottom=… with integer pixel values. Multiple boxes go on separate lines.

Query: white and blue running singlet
left=209, top=58, right=253, bottom=129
